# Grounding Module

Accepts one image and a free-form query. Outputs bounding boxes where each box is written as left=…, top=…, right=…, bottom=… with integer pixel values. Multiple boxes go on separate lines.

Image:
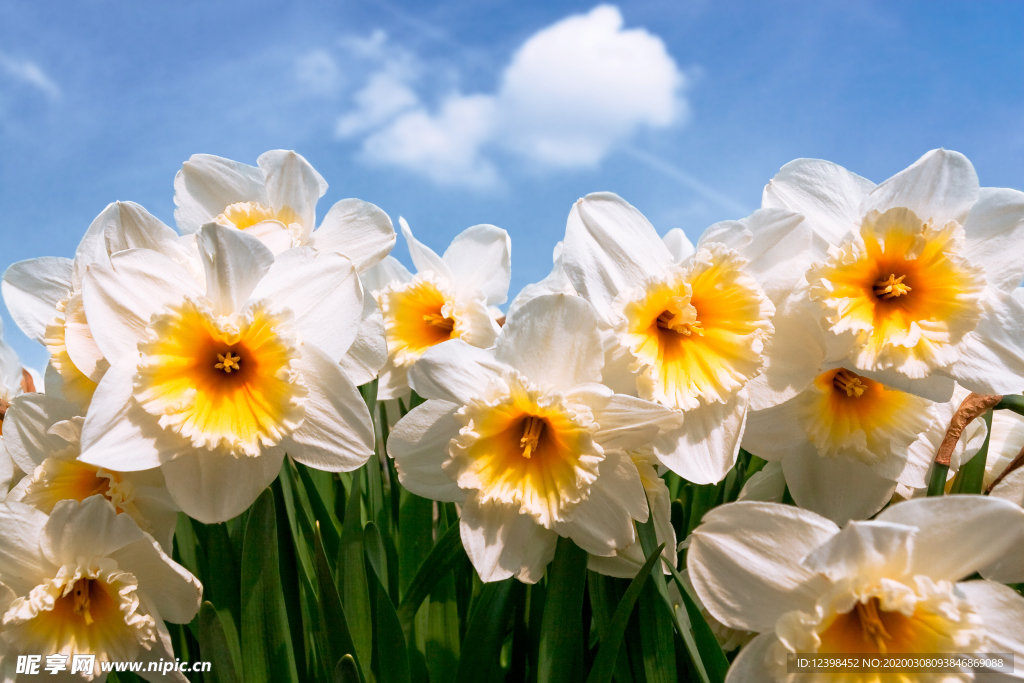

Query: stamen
left=72, top=579, right=94, bottom=626
left=215, top=351, right=241, bottom=373
left=422, top=312, right=456, bottom=333
left=519, top=416, right=545, bottom=459
left=855, top=598, right=892, bottom=652
left=655, top=310, right=704, bottom=336
left=873, top=273, right=911, bottom=300
left=832, top=369, right=867, bottom=398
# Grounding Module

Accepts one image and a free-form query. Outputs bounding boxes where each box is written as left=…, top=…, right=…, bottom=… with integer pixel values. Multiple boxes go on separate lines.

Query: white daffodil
left=77, top=224, right=375, bottom=523
left=688, top=497, right=1024, bottom=682
left=174, top=150, right=398, bottom=386
left=3, top=202, right=192, bottom=410
left=505, top=241, right=577, bottom=320
left=763, top=149, right=1024, bottom=399
left=0, top=496, right=201, bottom=682
left=2, top=393, right=178, bottom=552
left=981, top=409, right=1024, bottom=509
left=0, top=319, right=36, bottom=498
left=560, top=192, right=811, bottom=484
left=743, top=349, right=990, bottom=523
left=387, top=294, right=681, bottom=582
left=363, top=218, right=510, bottom=400
left=587, top=448, right=676, bottom=577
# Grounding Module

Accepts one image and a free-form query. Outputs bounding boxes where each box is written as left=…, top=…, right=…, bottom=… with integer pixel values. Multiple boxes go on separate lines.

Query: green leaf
left=338, top=472, right=373, bottom=680
left=950, top=409, right=993, bottom=495
left=334, top=655, right=362, bottom=683
left=297, top=461, right=342, bottom=561
left=685, top=484, right=719, bottom=537
left=364, top=521, right=388, bottom=596
left=398, top=493, right=434, bottom=596
left=314, top=523, right=363, bottom=675
left=927, top=462, right=950, bottom=496
left=659, top=558, right=729, bottom=683
left=240, top=488, right=299, bottom=683
left=396, top=520, right=466, bottom=629
left=272, top=478, right=308, bottom=680
left=453, top=579, right=517, bottom=683
left=424, top=558, right=461, bottom=683
left=202, top=523, right=242, bottom=628
left=538, top=536, right=588, bottom=683
left=996, top=394, right=1024, bottom=417
left=198, top=601, right=241, bottom=683
left=366, top=533, right=411, bottom=683
left=639, top=578, right=676, bottom=683
left=586, top=544, right=664, bottom=683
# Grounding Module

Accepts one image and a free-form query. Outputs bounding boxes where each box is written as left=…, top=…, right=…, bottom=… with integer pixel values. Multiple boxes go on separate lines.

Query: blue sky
left=2, top=0, right=1023, bottom=370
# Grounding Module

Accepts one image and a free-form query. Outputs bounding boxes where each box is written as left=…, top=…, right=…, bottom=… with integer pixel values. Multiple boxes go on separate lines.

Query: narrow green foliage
left=538, top=537, right=589, bottom=683
left=586, top=544, right=664, bottom=683
left=240, top=488, right=299, bottom=683
left=367, top=537, right=411, bottom=683
left=639, top=579, right=676, bottom=683
left=995, top=394, right=1024, bottom=417
left=339, top=472, right=373, bottom=680
left=660, top=559, right=729, bottom=683
left=927, top=463, right=951, bottom=496
left=686, top=484, right=719, bottom=537
left=314, top=523, right=362, bottom=675
left=198, top=601, right=241, bottom=683
left=397, top=520, right=466, bottom=629
left=364, top=521, right=389, bottom=596
left=398, top=494, right=434, bottom=595
left=453, top=579, right=517, bottom=683
left=296, top=462, right=342, bottom=560
left=334, top=655, right=363, bottom=683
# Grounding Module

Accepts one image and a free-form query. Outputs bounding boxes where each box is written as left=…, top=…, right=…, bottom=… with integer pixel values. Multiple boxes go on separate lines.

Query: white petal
left=442, top=224, right=512, bottom=306
left=376, top=360, right=411, bottom=402
left=197, top=223, right=275, bottom=315
left=459, top=496, right=557, bottom=583
left=495, top=294, right=602, bottom=391
left=588, top=393, right=683, bottom=451
left=41, top=496, right=145, bottom=566
left=337, top=294, right=388, bottom=386
left=387, top=400, right=465, bottom=503
left=836, top=364, right=956, bottom=403
left=963, top=188, right=1024, bottom=296
left=552, top=451, right=646, bottom=556
left=2, top=393, right=79, bottom=473
left=400, top=217, right=452, bottom=279
left=0, top=501, right=52, bottom=594
left=723, top=633, right=780, bottom=683
left=562, top=194, right=672, bottom=316
left=876, top=495, right=1024, bottom=582
left=588, top=475, right=676, bottom=578
left=654, top=394, right=747, bottom=485
left=0, top=443, right=14, bottom=499
left=408, top=339, right=506, bottom=404
left=687, top=501, right=837, bottom=632
left=278, top=344, right=374, bottom=473
left=361, top=255, right=412, bottom=294
left=746, top=296, right=826, bottom=412
left=782, top=445, right=898, bottom=526
left=81, top=249, right=202, bottom=361
left=162, top=447, right=286, bottom=524
left=250, top=248, right=363, bottom=360
left=505, top=253, right=576, bottom=320
left=738, top=209, right=812, bottom=304
left=762, top=158, right=874, bottom=246
left=257, top=149, right=327, bottom=237
left=242, top=220, right=295, bottom=255
left=173, top=154, right=269, bottom=233
left=79, top=359, right=184, bottom=472
left=137, top=603, right=191, bottom=682
left=310, top=199, right=396, bottom=274
left=955, top=581, right=1024, bottom=662
left=662, top=228, right=695, bottom=263
left=62, top=293, right=108, bottom=382
left=990, top=467, right=1024, bottom=509
left=741, top=396, right=808, bottom=462
left=110, top=535, right=201, bottom=624
left=737, top=461, right=787, bottom=502
left=2, top=257, right=72, bottom=343
left=800, top=520, right=914, bottom=581
left=945, top=292, right=1024, bottom=395
left=860, top=148, right=980, bottom=225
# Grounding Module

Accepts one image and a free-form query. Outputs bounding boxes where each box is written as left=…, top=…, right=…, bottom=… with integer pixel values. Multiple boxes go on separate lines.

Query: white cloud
left=336, top=5, right=688, bottom=187
left=0, top=52, right=60, bottom=101
left=295, top=49, right=342, bottom=95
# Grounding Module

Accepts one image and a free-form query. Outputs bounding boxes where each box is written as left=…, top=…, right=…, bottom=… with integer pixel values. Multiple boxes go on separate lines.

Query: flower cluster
left=2, top=147, right=1023, bottom=681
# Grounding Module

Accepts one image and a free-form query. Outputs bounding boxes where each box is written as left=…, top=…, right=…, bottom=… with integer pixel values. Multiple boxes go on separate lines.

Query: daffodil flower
left=3, top=202, right=192, bottom=409
left=505, top=241, right=577, bottom=320
left=387, top=294, right=681, bottom=582
left=764, top=149, right=1024, bottom=398
left=979, top=408, right=1024, bottom=510
left=561, top=192, right=811, bottom=484
left=363, top=218, right=510, bottom=400
left=2, top=393, right=178, bottom=552
left=76, top=224, right=375, bottom=523
left=688, top=497, right=1024, bottom=682
left=0, top=496, right=201, bottom=681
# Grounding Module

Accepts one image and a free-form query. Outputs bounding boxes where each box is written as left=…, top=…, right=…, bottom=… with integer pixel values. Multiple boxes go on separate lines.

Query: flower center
left=807, top=206, right=985, bottom=376
left=2, top=560, right=157, bottom=667
left=214, top=201, right=299, bottom=230
left=133, top=297, right=307, bottom=457
left=618, top=244, right=774, bottom=411
left=796, top=368, right=933, bottom=464
left=445, top=373, right=602, bottom=527
left=381, top=274, right=463, bottom=367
